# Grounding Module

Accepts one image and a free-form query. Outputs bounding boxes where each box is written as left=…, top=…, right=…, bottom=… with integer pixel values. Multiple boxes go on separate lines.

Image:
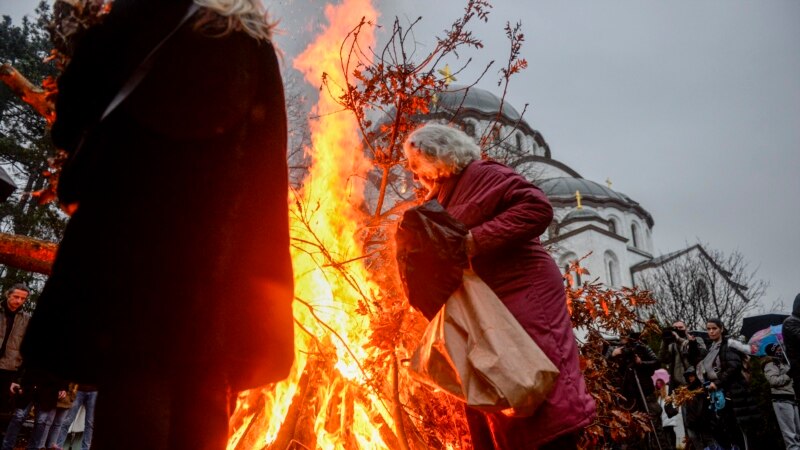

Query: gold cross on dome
left=575, top=190, right=582, bottom=209
left=606, top=178, right=613, bottom=188
left=438, top=64, right=457, bottom=86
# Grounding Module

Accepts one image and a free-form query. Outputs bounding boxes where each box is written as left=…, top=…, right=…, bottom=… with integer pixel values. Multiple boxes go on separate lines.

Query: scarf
left=700, top=341, right=721, bottom=382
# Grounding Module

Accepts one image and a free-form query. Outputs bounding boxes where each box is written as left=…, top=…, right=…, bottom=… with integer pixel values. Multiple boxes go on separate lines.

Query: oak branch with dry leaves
left=0, top=64, right=58, bottom=274
left=0, top=0, right=108, bottom=275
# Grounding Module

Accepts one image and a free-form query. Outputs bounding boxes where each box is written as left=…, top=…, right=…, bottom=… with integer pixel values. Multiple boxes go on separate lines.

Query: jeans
left=45, top=407, right=71, bottom=448
left=55, top=390, right=97, bottom=450
left=1, top=402, right=57, bottom=450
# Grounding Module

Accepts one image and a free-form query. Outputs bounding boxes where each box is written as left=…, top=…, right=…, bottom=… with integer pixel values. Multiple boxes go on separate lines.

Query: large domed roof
left=562, top=208, right=603, bottom=222
left=539, top=177, right=654, bottom=227
left=433, top=85, right=525, bottom=123
left=539, top=178, right=631, bottom=203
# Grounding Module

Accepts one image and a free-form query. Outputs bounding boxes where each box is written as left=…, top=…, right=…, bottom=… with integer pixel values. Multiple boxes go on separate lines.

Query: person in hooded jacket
left=653, top=369, right=679, bottom=449
left=764, top=343, right=800, bottom=450
left=20, top=1, right=294, bottom=448
left=402, top=123, right=595, bottom=450
left=784, top=294, right=800, bottom=399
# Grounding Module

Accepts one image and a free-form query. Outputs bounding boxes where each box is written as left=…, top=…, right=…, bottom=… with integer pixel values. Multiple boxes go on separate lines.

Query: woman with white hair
left=22, top=1, right=294, bottom=448
left=403, top=123, right=596, bottom=450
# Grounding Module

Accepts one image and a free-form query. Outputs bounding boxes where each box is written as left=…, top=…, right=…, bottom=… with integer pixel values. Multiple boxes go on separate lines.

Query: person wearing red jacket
left=403, top=123, right=595, bottom=449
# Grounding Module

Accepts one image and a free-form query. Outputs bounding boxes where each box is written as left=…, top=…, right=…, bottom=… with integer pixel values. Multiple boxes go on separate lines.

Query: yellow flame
left=228, top=1, right=391, bottom=448
left=292, top=0, right=379, bottom=387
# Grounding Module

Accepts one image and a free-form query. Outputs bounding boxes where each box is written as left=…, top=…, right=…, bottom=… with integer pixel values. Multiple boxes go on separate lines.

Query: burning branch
left=0, top=64, right=56, bottom=124
left=0, top=232, right=56, bottom=275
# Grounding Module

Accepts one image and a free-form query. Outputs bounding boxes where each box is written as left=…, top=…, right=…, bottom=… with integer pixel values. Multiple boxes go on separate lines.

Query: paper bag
left=408, top=270, right=560, bottom=417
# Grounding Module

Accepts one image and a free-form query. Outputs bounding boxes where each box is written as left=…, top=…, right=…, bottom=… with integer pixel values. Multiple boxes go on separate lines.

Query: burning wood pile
left=227, top=1, right=469, bottom=448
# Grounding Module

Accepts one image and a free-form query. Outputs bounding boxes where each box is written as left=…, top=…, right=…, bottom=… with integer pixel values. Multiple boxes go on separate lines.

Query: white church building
left=420, top=85, right=659, bottom=288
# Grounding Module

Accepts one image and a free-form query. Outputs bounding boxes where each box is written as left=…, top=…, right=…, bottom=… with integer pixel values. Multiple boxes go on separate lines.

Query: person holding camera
left=607, top=330, right=669, bottom=449
left=659, top=321, right=707, bottom=389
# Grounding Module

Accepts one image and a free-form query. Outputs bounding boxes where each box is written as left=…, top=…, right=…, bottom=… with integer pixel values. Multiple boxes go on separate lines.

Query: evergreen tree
left=0, top=2, right=66, bottom=299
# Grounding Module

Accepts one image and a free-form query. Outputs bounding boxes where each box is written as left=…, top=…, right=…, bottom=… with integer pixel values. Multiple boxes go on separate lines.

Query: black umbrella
left=0, top=166, right=16, bottom=202
left=741, top=313, right=788, bottom=341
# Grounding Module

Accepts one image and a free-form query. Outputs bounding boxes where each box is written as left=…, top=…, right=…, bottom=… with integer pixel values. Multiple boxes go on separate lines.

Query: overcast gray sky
left=5, top=1, right=799, bottom=313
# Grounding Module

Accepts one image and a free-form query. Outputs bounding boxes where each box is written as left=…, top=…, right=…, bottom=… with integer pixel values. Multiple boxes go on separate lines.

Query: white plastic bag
left=408, top=270, right=560, bottom=417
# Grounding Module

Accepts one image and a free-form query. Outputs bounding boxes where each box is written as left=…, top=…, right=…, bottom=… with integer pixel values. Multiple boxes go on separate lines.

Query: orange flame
left=227, top=1, right=390, bottom=449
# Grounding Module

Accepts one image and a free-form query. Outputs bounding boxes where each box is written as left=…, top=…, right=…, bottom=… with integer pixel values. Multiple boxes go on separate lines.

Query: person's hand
left=707, top=382, right=717, bottom=391
left=9, top=383, right=20, bottom=395
left=635, top=355, right=642, bottom=365
left=58, top=390, right=66, bottom=399
left=687, top=333, right=696, bottom=341
left=612, top=347, right=623, bottom=357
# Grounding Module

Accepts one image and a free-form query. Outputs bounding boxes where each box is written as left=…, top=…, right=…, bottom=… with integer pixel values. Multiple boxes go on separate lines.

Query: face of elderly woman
left=405, top=149, right=440, bottom=191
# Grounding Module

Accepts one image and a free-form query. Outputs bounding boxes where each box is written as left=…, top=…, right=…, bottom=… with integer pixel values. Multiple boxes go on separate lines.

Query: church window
left=515, top=133, right=524, bottom=151
left=608, top=217, right=619, bottom=235
left=604, top=251, right=620, bottom=286
left=559, top=253, right=580, bottom=287
left=630, top=223, right=640, bottom=248
left=607, top=261, right=616, bottom=285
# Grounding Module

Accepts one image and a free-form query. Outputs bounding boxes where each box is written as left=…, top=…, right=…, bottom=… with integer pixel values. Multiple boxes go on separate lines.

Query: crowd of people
left=606, top=315, right=799, bottom=450
left=0, top=284, right=96, bottom=449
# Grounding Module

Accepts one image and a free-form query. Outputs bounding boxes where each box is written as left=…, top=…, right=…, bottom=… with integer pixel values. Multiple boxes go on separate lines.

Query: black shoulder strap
left=101, top=3, right=201, bottom=120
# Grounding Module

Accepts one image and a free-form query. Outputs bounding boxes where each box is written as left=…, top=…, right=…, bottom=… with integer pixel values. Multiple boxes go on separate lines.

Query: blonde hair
left=193, top=0, right=275, bottom=41
left=403, top=123, right=480, bottom=178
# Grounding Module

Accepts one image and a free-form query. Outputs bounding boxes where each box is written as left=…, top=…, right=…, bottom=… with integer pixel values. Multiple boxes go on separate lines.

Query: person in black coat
left=682, top=367, right=714, bottom=450
left=20, top=1, right=294, bottom=448
left=698, top=318, right=760, bottom=450
left=606, top=331, right=669, bottom=449
left=784, top=293, right=800, bottom=399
